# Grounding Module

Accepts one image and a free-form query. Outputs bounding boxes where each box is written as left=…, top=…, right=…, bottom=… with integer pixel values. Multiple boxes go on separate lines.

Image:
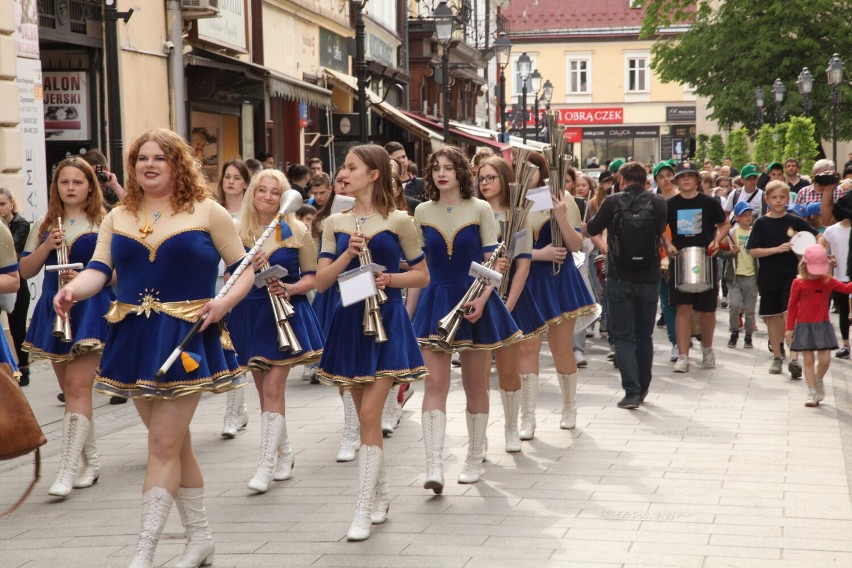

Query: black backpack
left=610, top=191, right=660, bottom=271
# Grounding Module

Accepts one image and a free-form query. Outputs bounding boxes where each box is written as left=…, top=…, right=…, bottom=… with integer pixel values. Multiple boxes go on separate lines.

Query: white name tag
left=253, top=264, right=288, bottom=288
left=337, top=263, right=386, bottom=307
left=331, top=195, right=357, bottom=214
left=507, top=229, right=528, bottom=259
left=527, top=186, right=554, bottom=213
left=469, top=261, right=503, bottom=286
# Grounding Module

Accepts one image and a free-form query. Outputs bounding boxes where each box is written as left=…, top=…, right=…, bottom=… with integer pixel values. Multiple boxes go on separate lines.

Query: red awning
left=400, top=111, right=512, bottom=159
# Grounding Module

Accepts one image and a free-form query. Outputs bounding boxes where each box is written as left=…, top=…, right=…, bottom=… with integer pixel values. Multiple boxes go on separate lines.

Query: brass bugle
left=353, top=218, right=388, bottom=343
left=51, top=217, right=73, bottom=343
left=261, top=262, right=302, bottom=353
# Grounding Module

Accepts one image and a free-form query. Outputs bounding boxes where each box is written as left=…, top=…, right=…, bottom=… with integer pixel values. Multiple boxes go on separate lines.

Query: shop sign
left=666, top=106, right=696, bottom=122
left=670, top=124, right=696, bottom=138
left=583, top=126, right=660, bottom=138
left=555, top=107, right=624, bottom=125
left=367, top=31, right=396, bottom=68
left=43, top=71, right=89, bottom=141
left=197, top=0, right=248, bottom=52
left=320, top=29, right=349, bottom=73
left=564, top=128, right=583, bottom=143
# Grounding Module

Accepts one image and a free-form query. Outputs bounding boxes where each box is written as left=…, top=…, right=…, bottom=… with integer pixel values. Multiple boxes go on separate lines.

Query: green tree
left=725, top=128, right=750, bottom=171
left=773, top=123, right=790, bottom=162
left=694, top=134, right=709, bottom=163
left=708, top=134, right=724, bottom=165
left=637, top=0, right=852, bottom=143
left=784, top=116, right=819, bottom=174
left=753, top=124, right=776, bottom=166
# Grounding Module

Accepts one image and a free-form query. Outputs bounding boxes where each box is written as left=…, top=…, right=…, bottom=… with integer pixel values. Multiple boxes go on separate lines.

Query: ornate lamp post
left=494, top=33, right=512, bottom=144
left=529, top=69, right=542, bottom=143
left=542, top=79, right=553, bottom=110
left=797, top=67, right=813, bottom=115
left=352, top=0, right=369, bottom=143
left=754, top=86, right=765, bottom=128
left=773, top=78, right=786, bottom=123
left=827, top=53, right=845, bottom=166
left=433, top=0, right=455, bottom=143
left=517, top=52, right=531, bottom=144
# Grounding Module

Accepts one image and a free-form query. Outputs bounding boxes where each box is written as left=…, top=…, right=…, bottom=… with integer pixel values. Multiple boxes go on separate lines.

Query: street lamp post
left=797, top=67, right=813, bottom=115
left=433, top=0, right=454, bottom=143
left=754, top=86, right=765, bottom=128
left=827, top=53, right=845, bottom=167
left=773, top=78, right=785, bottom=123
left=529, top=69, right=542, bottom=143
left=542, top=80, right=553, bottom=110
left=494, top=33, right=512, bottom=144
left=518, top=52, right=531, bottom=144
left=352, top=1, right=368, bottom=143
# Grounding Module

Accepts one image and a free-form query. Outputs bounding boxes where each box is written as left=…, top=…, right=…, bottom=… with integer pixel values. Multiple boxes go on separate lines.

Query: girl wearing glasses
left=407, top=145, right=521, bottom=492
left=476, top=156, right=547, bottom=453
left=517, top=152, right=596, bottom=440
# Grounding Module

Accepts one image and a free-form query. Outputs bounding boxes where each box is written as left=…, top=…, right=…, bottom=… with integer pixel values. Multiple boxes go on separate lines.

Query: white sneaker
left=670, top=344, right=678, bottom=363
left=805, top=391, right=819, bottom=407
left=701, top=347, right=716, bottom=369
left=574, top=349, right=587, bottom=368
left=673, top=356, right=689, bottom=373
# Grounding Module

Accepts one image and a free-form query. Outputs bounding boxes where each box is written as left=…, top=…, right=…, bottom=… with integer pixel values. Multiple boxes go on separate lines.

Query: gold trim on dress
left=94, top=367, right=248, bottom=400
left=22, top=338, right=105, bottom=363
left=246, top=349, right=323, bottom=373
left=317, top=366, right=428, bottom=387
left=112, top=227, right=210, bottom=263
left=418, top=220, right=481, bottom=258
left=105, top=295, right=209, bottom=324
left=418, top=329, right=524, bottom=353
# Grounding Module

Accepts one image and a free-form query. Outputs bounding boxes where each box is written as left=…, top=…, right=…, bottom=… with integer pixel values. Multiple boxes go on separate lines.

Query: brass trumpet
left=543, top=110, right=571, bottom=275
left=435, top=241, right=506, bottom=349
left=260, top=262, right=302, bottom=353
left=354, top=218, right=387, bottom=343
left=52, top=217, right=73, bottom=343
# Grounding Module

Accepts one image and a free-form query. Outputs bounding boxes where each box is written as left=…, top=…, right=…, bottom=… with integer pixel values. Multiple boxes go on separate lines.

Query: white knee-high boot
left=248, top=412, right=284, bottom=493
left=499, top=389, right=522, bottom=453
left=337, top=390, right=360, bottom=462
left=128, top=487, right=173, bottom=568
left=519, top=373, right=538, bottom=440
left=174, top=487, right=215, bottom=568
left=73, top=418, right=101, bottom=488
left=272, top=417, right=295, bottom=481
left=558, top=372, right=578, bottom=429
left=49, top=413, right=90, bottom=497
left=380, top=386, right=399, bottom=436
left=370, top=459, right=390, bottom=525
left=458, top=412, right=488, bottom=484
left=221, top=387, right=248, bottom=438
left=347, top=445, right=383, bottom=541
left=421, top=409, right=446, bottom=494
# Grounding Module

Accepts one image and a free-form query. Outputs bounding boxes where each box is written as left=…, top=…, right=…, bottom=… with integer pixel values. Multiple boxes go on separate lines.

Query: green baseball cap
left=765, top=161, right=783, bottom=173
left=740, top=164, right=760, bottom=179
left=653, top=161, right=675, bottom=178
left=609, top=158, right=625, bottom=173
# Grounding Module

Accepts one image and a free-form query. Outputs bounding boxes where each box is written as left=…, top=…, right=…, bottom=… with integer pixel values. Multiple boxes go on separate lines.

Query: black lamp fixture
left=494, top=32, right=512, bottom=143
left=433, top=0, right=455, bottom=143
left=827, top=53, right=845, bottom=167
left=754, top=86, right=765, bottom=128
left=772, top=78, right=786, bottom=123
left=352, top=0, right=369, bottom=143
left=517, top=52, right=532, bottom=144
left=797, top=67, right=813, bottom=115
left=529, top=69, right=543, bottom=142
left=542, top=79, right=554, bottom=109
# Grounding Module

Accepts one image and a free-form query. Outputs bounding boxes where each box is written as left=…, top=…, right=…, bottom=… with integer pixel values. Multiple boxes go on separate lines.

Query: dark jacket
left=7, top=213, right=30, bottom=257
left=402, top=176, right=425, bottom=202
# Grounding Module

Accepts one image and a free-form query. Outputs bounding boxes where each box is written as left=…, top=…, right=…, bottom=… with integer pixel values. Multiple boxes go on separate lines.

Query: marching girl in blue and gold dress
left=477, top=156, right=547, bottom=454
left=55, top=129, right=255, bottom=568
left=228, top=168, right=323, bottom=494
left=20, top=157, right=113, bottom=499
left=315, top=144, right=429, bottom=542
left=519, top=152, right=596, bottom=439
left=407, top=145, right=521, bottom=492
left=0, top=221, right=22, bottom=381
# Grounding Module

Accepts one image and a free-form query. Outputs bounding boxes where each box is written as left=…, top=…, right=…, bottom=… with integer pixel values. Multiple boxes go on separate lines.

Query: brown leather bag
left=0, top=365, right=46, bottom=516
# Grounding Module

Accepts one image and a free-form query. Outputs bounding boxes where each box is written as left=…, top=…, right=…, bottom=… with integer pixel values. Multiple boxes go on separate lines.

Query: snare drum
left=675, top=246, right=713, bottom=293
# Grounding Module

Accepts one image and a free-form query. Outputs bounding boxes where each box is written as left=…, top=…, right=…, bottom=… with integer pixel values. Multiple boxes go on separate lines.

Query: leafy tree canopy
left=637, top=0, right=852, bottom=141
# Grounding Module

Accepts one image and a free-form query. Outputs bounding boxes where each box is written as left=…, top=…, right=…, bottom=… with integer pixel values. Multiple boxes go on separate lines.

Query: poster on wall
left=43, top=71, right=90, bottom=141
left=14, top=0, right=40, bottom=58
left=192, top=126, right=219, bottom=183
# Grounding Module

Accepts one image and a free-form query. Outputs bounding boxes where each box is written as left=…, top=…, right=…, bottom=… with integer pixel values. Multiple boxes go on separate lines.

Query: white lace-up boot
left=49, top=413, right=90, bottom=497
left=499, top=389, right=522, bottom=453
left=272, top=417, right=295, bottom=481
left=221, top=388, right=248, bottom=438
left=127, top=487, right=173, bottom=568
left=337, top=391, right=360, bottom=462
left=346, top=445, right=382, bottom=541
left=174, top=487, right=215, bottom=568
left=518, top=373, right=538, bottom=440
left=380, top=386, right=398, bottom=436
left=247, top=412, right=284, bottom=493
left=557, top=372, right=578, bottom=429
left=421, top=409, right=446, bottom=494
left=458, top=412, right=488, bottom=484
left=73, top=418, right=101, bottom=488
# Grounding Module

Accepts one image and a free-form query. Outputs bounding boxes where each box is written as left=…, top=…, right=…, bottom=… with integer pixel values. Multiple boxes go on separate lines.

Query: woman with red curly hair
left=54, top=128, right=256, bottom=568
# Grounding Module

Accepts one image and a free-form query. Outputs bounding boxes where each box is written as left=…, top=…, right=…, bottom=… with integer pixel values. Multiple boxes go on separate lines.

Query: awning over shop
left=322, top=68, right=444, bottom=151
left=447, top=121, right=548, bottom=154
left=186, top=48, right=332, bottom=109
left=401, top=111, right=512, bottom=159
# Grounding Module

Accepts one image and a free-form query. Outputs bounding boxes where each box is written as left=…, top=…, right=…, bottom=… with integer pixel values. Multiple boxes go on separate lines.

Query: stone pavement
left=3, top=311, right=852, bottom=567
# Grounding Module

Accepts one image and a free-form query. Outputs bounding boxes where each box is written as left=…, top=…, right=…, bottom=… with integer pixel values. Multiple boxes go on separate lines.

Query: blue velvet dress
left=0, top=223, right=20, bottom=377
left=317, top=210, right=427, bottom=386
left=229, top=222, right=324, bottom=371
left=87, top=200, right=247, bottom=399
left=310, top=219, right=340, bottom=338
left=413, top=199, right=521, bottom=351
left=527, top=210, right=597, bottom=324
left=22, top=219, right=114, bottom=362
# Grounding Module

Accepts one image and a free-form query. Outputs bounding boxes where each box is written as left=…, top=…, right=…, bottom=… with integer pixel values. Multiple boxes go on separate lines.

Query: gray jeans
left=727, top=274, right=758, bottom=333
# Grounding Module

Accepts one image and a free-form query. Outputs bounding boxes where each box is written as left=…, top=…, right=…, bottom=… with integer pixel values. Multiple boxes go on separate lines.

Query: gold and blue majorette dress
left=317, top=210, right=427, bottom=386
left=228, top=217, right=324, bottom=372
left=413, top=198, right=521, bottom=351
left=22, top=216, right=115, bottom=362
left=85, top=199, right=248, bottom=399
left=0, top=222, right=21, bottom=376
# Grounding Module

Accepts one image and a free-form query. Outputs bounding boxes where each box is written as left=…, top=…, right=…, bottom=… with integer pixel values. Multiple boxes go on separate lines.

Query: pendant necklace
left=139, top=210, right=163, bottom=239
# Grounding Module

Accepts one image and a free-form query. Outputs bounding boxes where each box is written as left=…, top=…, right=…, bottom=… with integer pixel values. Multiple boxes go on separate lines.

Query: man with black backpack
left=587, top=162, right=667, bottom=408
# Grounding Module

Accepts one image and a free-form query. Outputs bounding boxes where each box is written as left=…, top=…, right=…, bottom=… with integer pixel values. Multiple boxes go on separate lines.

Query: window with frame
left=626, top=56, right=649, bottom=92
left=568, top=58, right=590, bottom=94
